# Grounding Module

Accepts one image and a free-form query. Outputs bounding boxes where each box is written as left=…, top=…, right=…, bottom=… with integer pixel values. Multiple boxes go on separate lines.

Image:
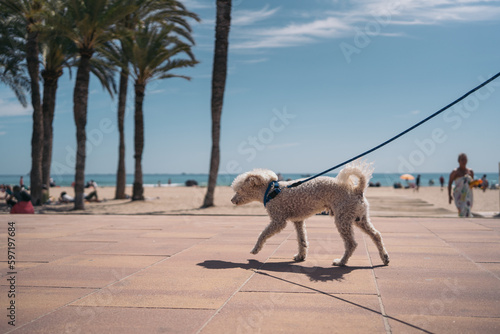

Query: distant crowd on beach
left=1, top=176, right=102, bottom=214
left=392, top=173, right=496, bottom=191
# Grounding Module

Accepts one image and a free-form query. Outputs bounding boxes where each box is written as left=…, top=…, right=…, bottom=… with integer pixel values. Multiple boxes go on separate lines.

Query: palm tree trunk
left=202, top=0, right=232, bottom=208
left=27, top=28, right=43, bottom=206
left=73, top=51, right=93, bottom=210
left=132, top=82, right=145, bottom=201
left=41, top=69, right=62, bottom=193
left=115, top=67, right=128, bottom=199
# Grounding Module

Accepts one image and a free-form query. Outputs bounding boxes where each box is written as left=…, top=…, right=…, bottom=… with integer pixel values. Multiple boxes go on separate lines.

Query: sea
left=1, top=172, right=498, bottom=188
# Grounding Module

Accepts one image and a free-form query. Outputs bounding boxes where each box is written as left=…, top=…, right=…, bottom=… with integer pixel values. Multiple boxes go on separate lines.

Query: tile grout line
left=362, top=233, right=392, bottom=334
left=195, top=230, right=293, bottom=334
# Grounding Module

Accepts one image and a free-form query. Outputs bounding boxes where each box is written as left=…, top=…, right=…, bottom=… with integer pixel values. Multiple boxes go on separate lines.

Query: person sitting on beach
left=59, top=191, right=74, bottom=203
left=481, top=174, right=489, bottom=192
left=60, top=186, right=99, bottom=203
left=4, top=185, right=16, bottom=208
left=84, top=184, right=100, bottom=202
left=10, top=186, right=35, bottom=214
left=448, top=153, right=474, bottom=217
left=85, top=180, right=98, bottom=188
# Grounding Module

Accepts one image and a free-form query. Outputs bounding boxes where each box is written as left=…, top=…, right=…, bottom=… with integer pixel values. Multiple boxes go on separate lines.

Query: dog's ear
left=246, top=175, right=264, bottom=187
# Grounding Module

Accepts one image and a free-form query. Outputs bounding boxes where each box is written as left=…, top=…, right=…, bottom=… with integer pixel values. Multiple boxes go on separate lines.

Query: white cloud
left=347, top=0, right=500, bottom=25
left=0, top=98, right=32, bottom=117
left=147, top=89, right=166, bottom=95
left=394, top=109, right=422, bottom=118
left=237, top=58, right=269, bottom=64
left=232, top=5, right=280, bottom=26
left=0, top=131, right=6, bottom=136
left=230, top=0, right=500, bottom=51
left=232, top=17, right=350, bottom=50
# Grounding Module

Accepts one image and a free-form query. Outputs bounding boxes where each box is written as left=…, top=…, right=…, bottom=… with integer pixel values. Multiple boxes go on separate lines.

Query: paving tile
left=420, top=218, right=493, bottom=231
left=200, top=291, right=385, bottom=334
left=0, top=261, right=46, bottom=278
left=378, top=232, right=448, bottom=248
left=203, top=226, right=292, bottom=246
left=365, top=244, right=469, bottom=270
left=84, top=237, right=204, bottom=256
left=375, top=269, right=500, bottom=318
left=435, top=230, right=500, bottom=243
left=366, top=218, right=430, bottom=233
left=449, top=242, right=500, bottom=263
left=61, top=228, right=157, bottom=242
left=165, top=242, right=279, bottom=265
left=387, top=314, right=500, bottom=334
left=70, top=262, right=253, bottom=309
left=0, top=286, right=92, bottom=333
left=16, top=239, right=112, bottom=262
left=13, top=306, right=215, bottom=334
left=11, top=254, right=165, bottom=288
left=139, top=229, right=222, bottom=239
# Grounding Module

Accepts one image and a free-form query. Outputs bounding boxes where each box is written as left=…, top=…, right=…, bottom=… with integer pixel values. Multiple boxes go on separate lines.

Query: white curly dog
left=231, top=162, right=390, bottom=266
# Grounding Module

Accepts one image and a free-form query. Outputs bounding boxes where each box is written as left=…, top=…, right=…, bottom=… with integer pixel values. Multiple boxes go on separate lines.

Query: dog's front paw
left=250, top=248, right=260, bottom=255
left=333, top=259, right=346, bottom=266
left=293, top=254, right=306, bottom=262
left=382, top=253, right=390, bottom=265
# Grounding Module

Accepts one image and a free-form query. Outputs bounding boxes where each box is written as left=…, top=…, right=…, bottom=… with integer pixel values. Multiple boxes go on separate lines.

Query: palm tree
left=1, top=0, right=45, bottom=205
left=112, top=0, right=199, bottom=200
left=202, top=0, right=232, bottom=208
left=118, top=22, right=197, bottom=200
left=39, top=28, right=75, bottom=191
left=54, top=0, right=135, bottom=210
left=39, top=0, right=117, bottom=197
left=115, top=51, right=129, bottom=199
left=0, top=9, right=30, bottom=107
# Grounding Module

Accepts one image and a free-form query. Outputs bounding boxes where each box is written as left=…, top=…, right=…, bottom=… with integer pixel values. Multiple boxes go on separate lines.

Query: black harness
left=263, top=181, right=281, bottom=207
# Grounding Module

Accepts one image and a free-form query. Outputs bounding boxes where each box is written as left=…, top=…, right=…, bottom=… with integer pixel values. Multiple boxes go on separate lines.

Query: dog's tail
left=335, top=161, right=374, bottom=194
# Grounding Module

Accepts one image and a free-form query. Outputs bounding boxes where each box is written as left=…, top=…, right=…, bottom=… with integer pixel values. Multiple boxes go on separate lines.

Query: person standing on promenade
left=448, top=153, right=474, bottom=217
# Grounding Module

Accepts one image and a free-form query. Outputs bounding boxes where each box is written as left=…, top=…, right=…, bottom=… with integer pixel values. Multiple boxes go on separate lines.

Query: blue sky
left=1, top=0, right=500, bottom=178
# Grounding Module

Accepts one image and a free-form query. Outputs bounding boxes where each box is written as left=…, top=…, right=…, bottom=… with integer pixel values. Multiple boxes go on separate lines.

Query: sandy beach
left=10, top=185, right=497, bottom=217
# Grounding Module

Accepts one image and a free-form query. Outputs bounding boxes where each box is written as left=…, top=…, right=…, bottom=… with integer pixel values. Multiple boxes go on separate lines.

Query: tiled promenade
left=1, top=215, right=499, bottom=333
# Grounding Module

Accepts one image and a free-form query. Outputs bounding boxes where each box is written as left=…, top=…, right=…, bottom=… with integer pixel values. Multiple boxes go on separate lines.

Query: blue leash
left=287, top=71, right=500, bottom=189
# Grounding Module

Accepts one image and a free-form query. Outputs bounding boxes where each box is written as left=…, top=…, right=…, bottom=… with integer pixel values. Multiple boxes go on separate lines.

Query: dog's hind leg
left=293, top=220, right=308, bottom=262
left=354, top=216, right=390, bottom=265
left=251, top=219, right=286, bottom=255
left=333, top=215, right=357, bottom=266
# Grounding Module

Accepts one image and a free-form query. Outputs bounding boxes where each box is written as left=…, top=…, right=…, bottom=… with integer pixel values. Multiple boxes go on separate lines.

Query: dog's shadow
left=197, top=259, right=383, bottom=282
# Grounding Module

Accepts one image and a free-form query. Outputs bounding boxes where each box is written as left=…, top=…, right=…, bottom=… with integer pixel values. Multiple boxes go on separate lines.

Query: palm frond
left=0, top=69, right=30, bottom=107
left=89, top=56, right=117, bottom=97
